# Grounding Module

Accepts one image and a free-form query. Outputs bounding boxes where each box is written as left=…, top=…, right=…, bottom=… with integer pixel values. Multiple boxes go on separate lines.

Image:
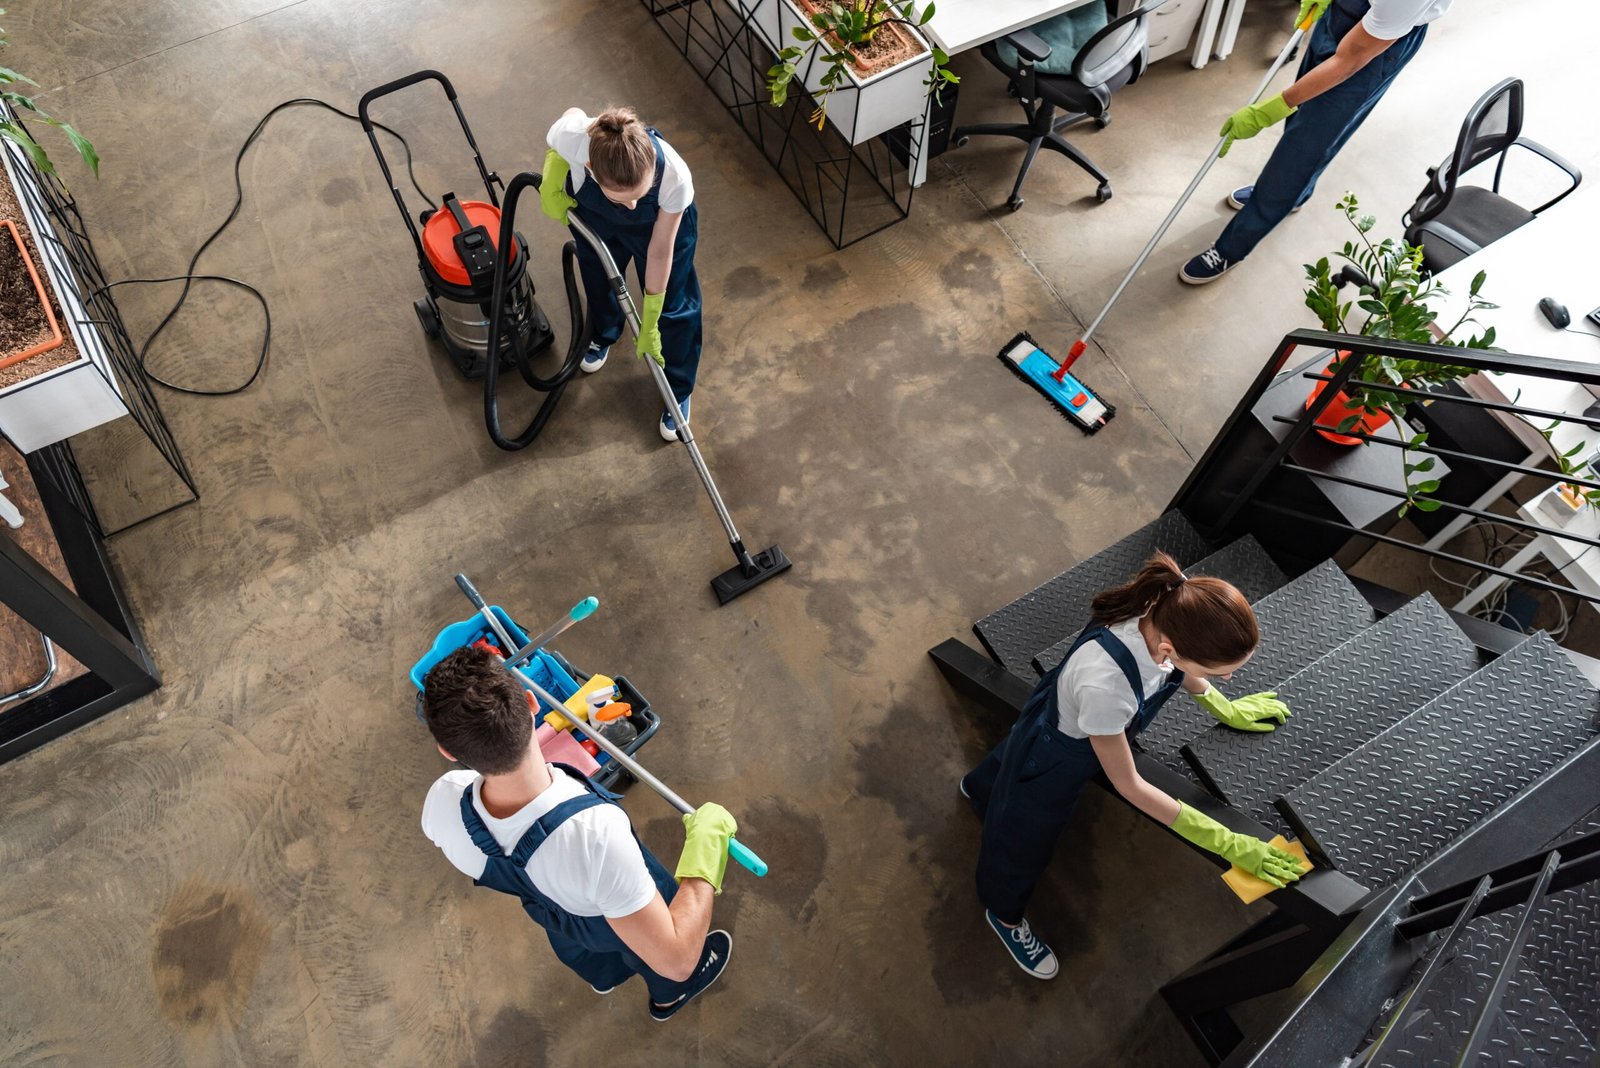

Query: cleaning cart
left=409, top=604, right=659, bottom=790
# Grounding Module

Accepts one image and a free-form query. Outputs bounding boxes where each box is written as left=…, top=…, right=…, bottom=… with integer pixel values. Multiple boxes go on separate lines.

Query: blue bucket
left=409, top=607, right=582, bottom=719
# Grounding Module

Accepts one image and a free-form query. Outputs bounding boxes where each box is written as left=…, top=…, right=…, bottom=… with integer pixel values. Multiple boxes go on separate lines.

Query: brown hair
left=587, top=107, right=655, bottom=190
left=421, top=645, right=533, bottom=775
left=1090, top=551, right=1259, bottom=669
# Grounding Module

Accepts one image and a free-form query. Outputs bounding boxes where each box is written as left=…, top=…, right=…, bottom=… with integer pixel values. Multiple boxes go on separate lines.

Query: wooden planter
left=728, top=0, right=934, bottom=145
left=0, top=138, right=128, bottom=452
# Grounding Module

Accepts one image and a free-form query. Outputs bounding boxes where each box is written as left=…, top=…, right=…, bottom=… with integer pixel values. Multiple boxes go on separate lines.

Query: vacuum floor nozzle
left=712, top=545, right=793, bottom=605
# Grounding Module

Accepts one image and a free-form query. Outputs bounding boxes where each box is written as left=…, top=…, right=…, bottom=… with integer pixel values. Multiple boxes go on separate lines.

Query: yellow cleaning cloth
left=1222, top=836, right=1313, bottom=904
left=544, top=674, right=617, bottom=732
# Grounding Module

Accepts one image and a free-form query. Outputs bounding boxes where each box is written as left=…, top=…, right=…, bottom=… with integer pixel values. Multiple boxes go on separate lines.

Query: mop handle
left=453, top=576, right=770, bottom=877
left=507, top=597, right=599, bottom=669
left=1058, top=16, right=1314, bottom=378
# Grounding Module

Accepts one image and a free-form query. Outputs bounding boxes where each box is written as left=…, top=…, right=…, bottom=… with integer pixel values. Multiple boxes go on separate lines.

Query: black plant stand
left=640, top=0, right=926, bottom=249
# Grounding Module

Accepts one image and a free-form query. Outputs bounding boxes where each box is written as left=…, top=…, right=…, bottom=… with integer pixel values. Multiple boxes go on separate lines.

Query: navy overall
left=964, top=624, right=1184, bottom=924
left=570, top=129, right=702, bottom=408
left=1215, top=0, right=1429, bottom=263
left=458, top=764, right=693, bottom=1002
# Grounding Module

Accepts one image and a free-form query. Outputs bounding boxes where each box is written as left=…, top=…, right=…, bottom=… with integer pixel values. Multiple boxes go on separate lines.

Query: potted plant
left=758, top=0, right=956, bottom=144
left=1302, top=193, right=1497, bottom=516
left=0, top=11, right=116, bottom=452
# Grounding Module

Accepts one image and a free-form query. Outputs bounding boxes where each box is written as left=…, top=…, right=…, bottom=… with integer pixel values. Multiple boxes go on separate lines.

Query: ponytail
left=587, top=106, right=654, bottom=190
left=1091, top=551, right=1258, bottom=668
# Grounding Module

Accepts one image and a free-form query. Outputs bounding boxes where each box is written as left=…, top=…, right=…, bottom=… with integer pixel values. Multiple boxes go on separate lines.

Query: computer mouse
left=1538, top=296, right=1571, bottom=330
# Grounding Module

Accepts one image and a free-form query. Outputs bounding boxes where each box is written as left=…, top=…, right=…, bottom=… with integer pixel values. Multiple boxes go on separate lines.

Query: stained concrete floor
left=2, top=0, right=1596, bottom=1065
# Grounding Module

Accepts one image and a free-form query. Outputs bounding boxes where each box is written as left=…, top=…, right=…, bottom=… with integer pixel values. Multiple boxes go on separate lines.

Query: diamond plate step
left=1181, top=594, right=1478, bottom=826
left=1527, top=804, right=1600, bottom=1044
left=1283, top=633, right=1600, bottom=888
left=1372, top=914, right=1596, bottom=1068
left=974, top=510, right=1211, bottom=678
left=1027, top=535, right=1288, bottom=676
left=1130, top=560, right=1378, bottom=767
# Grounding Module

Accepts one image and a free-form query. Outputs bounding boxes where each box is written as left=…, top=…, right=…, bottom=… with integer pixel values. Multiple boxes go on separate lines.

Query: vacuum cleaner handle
left=358, top=69, right=501, bottom=262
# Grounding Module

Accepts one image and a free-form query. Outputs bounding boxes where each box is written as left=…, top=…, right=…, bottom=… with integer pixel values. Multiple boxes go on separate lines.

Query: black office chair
left=1404, top=77, right=1581, bottom=274
left=950, top=0, right=1166, bottom=211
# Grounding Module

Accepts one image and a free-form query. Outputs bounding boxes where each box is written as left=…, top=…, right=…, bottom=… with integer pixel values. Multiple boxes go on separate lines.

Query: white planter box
left=0, top=139, right=128, bottom=453
left=726, top=0, right=934, bottom=145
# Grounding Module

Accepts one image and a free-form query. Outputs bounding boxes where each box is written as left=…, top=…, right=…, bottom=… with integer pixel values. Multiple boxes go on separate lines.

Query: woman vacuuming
left=962, top=552, right=1306, bottom=978
left=540, top=106, right=701, bottom=441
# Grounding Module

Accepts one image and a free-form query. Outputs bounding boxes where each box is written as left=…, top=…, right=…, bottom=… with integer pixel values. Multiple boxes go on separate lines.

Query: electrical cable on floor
left=1431, top=518, right=1578, bottom=638
left=88, top=97, right=434, bottom=396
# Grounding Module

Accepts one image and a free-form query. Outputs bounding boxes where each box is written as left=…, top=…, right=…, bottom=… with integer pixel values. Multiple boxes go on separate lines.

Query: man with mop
left=1179, top=0, right=1447, bottom=284
left=419, top=644, right=736, bottom=1020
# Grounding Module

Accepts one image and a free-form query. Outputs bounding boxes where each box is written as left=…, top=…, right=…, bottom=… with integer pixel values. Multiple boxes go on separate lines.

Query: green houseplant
left=1302, top=193, right=1497, bottom=516
left=766, top=1, right=957, bottom=129
left=0, top=8, right=98, bottom=181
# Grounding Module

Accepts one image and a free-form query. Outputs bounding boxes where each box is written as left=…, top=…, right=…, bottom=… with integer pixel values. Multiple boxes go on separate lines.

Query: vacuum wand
left=453, top=574, right=769, bottom=877
left=1055, top=15, right=1316, bottom=380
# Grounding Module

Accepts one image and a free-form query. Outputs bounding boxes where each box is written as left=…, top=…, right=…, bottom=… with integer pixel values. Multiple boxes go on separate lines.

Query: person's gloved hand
left=1296, top=0, right=1332, bottom=27
left=1172, top=804, right=1306, bottom=888
left=539, top=148, right=577, bottom=224
left=676, top=802, right=737, bottom=894
left=1218, top=93, right=1296, bottom=157
left=636, top=291, right=666, bottom=367
left=1193, top=686, right=1290, bottom=732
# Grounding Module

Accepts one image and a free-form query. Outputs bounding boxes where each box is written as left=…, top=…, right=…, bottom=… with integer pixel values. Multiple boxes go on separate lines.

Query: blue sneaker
left=1227, top=185, right=1301, bottom=213
left=659, top=397, right=691, bottom=442
left=581, top=343, right=609, bottom=374
left=650, top=929, right=732, bottom=1021
left=985, top=910, right=1059, bottom=979
left=1178, top=247, right=1237, bottom=285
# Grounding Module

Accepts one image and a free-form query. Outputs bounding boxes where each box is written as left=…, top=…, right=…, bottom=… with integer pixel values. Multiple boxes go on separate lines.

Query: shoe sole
left=580, top=355, right=608, bottom=374
left=985, top=915, right=1059, bottom=980
left=1178, top=264, right=1232, bottom=285
left=958, top=778, right=970, bottom=800
left=651, top=930, right=732, bottom=1022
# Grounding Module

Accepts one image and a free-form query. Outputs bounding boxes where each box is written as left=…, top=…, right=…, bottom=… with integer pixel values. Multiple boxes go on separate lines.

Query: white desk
left=1419, top=186, right=1600, bottom=610
left=920, top=0, right=1102, bottom=55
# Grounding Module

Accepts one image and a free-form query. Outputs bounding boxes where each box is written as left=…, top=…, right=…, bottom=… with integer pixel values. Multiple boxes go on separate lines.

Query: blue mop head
left=997, top=332, right=1114, bottom=433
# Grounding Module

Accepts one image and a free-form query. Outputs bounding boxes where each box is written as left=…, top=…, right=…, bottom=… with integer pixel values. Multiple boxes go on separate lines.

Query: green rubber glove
left=539, top=148, right=577, bottom=224
left=1218, top=93, right=1296, bottom=157
left=1296, top=0, right=1331, bottom=27
left=1172, top=804, right=1306, bottom=888
left=1193, top=686, right=1290, bottom=733
left=676, top=802, right=737, bottom=894
left=636, top=291, right=666, bottom=367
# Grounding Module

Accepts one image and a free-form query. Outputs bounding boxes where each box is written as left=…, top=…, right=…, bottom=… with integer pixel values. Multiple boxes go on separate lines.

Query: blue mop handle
left=728, top=838, right=769, bottom=877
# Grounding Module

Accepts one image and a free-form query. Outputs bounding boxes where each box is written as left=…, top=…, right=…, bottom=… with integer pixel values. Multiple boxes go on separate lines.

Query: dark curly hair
left=421, top=645, right=532, bottom=775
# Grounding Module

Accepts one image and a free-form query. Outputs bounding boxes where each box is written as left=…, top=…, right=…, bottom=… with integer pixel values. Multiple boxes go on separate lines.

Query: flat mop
left=1003, top=10, right=1320, bottom=433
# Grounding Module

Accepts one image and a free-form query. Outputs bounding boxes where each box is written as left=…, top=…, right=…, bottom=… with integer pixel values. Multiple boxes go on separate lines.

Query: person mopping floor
left=419, top=645, right=735, bottom=1020
left=1179, top=0, right=1445, bottom=284
left=961, top=553, right=1305, bottom=978
left=540, top=106, right=702, bottom=440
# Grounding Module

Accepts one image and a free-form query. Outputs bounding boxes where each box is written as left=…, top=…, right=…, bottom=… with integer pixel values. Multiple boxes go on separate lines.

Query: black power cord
left=92, top=97, right=434, bottom=396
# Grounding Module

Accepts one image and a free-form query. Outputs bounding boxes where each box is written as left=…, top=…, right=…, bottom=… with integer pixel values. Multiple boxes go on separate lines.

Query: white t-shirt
left=546, top=109, right=694, bottom=215
left=1054, top=615, right=1175, bottom=739
left=1363, top=0, right=1450, bottom=40
left=421, top=767, right=658, bottom=919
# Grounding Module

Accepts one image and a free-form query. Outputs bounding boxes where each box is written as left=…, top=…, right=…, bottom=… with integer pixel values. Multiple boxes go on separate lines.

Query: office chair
left=950, top=0, right=1167, bottom=212
left=1403, top=77, right=1581, bottom=274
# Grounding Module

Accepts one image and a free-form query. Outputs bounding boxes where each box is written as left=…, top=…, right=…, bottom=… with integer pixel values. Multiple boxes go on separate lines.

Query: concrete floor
left=2, top=0, right=1596, bottom=1064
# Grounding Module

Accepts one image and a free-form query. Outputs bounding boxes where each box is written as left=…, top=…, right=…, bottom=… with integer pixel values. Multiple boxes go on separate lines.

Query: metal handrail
left=1451, top=851, right=1562, bottom=1067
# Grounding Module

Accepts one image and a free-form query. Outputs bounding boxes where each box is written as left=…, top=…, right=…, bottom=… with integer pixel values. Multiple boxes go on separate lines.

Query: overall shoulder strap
left=508, top=793, right=610, bottom=867
left=1090, top=627, right=1146, bottom=701
left=646, top=128, right=667, bottom=189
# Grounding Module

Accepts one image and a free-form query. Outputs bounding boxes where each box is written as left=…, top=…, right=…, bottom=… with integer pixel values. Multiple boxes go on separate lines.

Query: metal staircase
left=930, top=510, right=1600, bottom=1064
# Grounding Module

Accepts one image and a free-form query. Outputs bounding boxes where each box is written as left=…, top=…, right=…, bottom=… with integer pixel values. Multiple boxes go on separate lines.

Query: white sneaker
left=581, top=343, right=609, bottom=374
left=659, top=398, right=691, bottom=442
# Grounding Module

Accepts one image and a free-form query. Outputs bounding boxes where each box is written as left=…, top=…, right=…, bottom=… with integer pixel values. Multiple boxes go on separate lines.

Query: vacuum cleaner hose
left=482, top=170, right=589, bottom=451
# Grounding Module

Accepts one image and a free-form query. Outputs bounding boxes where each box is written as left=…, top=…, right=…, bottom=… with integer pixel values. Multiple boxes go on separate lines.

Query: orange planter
left=0, top=218, right=65, bottom=371
left=1305, top=352, right=1391, bottom=446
